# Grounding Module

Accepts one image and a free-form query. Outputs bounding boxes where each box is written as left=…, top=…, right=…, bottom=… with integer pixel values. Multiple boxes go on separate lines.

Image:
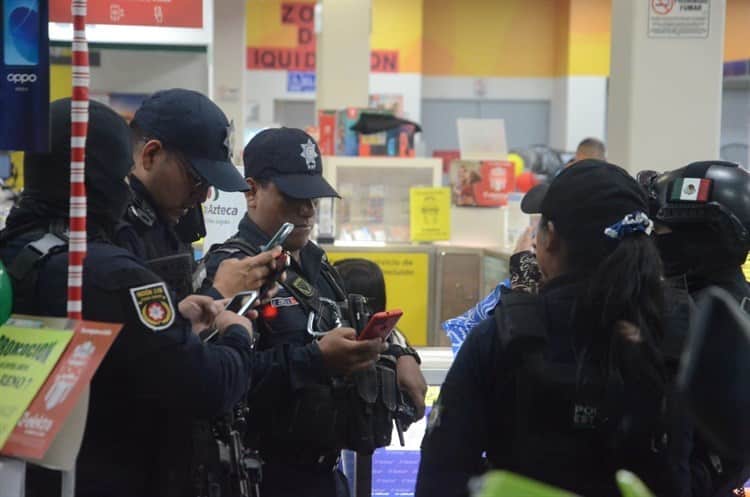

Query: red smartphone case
left=358, top=309, right=403, bottom=341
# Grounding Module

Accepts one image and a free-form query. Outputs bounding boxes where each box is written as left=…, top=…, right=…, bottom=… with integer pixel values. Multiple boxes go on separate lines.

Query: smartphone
left=357, top=309, right=403, bottom=341
left=226, top=290, right=259, bottom=316
left=261, top=222, right=294, bottom=251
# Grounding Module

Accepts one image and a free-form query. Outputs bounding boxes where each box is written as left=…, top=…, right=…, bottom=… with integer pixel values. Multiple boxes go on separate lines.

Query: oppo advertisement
left=0, top=0, right=49, bottom=152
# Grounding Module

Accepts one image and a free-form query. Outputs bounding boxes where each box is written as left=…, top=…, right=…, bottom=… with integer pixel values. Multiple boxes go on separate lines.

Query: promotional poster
left=0, top=0, right=49, bottom=152
left=450, top=160, right=515, bottom=207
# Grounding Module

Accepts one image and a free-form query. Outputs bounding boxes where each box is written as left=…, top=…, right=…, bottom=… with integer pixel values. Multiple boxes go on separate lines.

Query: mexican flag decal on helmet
left=671, top=178, right=711, bottom=202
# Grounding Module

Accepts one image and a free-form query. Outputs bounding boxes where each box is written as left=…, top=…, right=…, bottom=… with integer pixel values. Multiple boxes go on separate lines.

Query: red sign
left=651, top=0, right=675, bottom=15
left=50, top=0, right=203, bottom=28
left=247, top=2, right=316, bottom=71
left=370, top=50, right=399, bottom=73
left=1, top=321, right=121, bottom=460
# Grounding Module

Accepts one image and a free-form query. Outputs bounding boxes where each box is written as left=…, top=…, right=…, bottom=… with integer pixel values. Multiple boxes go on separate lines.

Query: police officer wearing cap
left=116, top=88, right=270, bottom=301
left=639, top=161, right=750, bottom=495
left=198, top=127, right=426, bottom=497
left=0, top=98, right=261, bottom=497
left=416, top=160, right=694, bottom=497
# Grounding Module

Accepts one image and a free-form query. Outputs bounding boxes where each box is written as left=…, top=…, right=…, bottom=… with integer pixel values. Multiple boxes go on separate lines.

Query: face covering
left=656, top=231, right=742, bottom=280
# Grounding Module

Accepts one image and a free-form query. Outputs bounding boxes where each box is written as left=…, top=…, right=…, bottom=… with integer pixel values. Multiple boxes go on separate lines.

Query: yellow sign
left=425, top=385, right=440, bottom=407
left=743, top=254, right=750, bottom=281
left=410, top=187, right=451, bottom=242
left=0, top=326, right=73, bottom=447
left=327, top=251, right=430, bottom=345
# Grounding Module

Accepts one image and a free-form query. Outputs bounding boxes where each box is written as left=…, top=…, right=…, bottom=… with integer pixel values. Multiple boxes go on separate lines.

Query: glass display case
left=322, top=157, right=442, bottom=243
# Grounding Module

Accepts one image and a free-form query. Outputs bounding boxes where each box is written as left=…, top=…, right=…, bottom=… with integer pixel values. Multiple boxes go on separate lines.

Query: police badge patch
left=291, top=277, right=314, bottom=297
left=129, top=282, right=176, bottom=331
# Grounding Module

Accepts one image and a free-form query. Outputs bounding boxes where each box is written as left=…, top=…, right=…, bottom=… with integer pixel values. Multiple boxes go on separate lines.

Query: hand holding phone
left=261, top=222, right=294, bottom=251
left=225, top=290, right=260, bottom=316
left=201, top=291, right=259, bottom=343
left=357, top=309, right=403, bottom=341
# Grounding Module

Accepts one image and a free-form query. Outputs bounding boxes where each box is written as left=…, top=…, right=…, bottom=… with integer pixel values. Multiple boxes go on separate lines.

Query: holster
left=344, top=356, right=399, bottom=454
left=274, top=381, right=348, bottom=450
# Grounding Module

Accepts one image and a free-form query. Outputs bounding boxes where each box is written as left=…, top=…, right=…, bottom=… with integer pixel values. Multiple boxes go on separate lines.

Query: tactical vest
left=197, top=238, right=403, bottom=456
left=494, top=288, right=689, bottom=497
left=5, top=224, right=69, bottom=315
left=119, top=195, right=195, bottom=300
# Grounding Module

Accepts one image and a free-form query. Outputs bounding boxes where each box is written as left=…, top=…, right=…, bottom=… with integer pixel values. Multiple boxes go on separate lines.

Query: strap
left=7, top=231, right=68, bottom=314
left=494, top=287, right=548, bottom=353
left=124, top=195, right=157, bottom=230
left=205, top=237, right=327, bottom=321
left=319, top=258, right=348, bottom=302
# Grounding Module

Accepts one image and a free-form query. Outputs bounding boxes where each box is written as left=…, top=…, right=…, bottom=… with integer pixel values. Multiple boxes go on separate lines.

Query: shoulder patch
left=291, top=277, right=314, bottom=297
left=129, top=282, right=176, bottom=331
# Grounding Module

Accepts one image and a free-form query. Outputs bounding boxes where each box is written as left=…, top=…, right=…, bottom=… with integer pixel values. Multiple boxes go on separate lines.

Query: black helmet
left=638, top=161, right=750, bottom=250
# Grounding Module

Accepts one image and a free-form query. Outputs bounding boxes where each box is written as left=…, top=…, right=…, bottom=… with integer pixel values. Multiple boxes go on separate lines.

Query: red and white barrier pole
left=68, top=0, right=89, bottom=320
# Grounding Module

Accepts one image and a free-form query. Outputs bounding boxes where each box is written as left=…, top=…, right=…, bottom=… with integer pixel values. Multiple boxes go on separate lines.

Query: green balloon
left=0, top=260, right=13, bottom=325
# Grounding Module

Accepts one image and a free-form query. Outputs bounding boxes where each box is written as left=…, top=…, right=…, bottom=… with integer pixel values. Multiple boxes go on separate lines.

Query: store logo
left=6, top=73, right=37, bottom=84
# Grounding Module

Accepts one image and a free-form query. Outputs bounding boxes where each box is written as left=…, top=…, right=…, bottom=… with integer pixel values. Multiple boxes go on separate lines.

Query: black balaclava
left=8, top=98, right=133, bottom=237
left=656, top=224, right=747, bottom=285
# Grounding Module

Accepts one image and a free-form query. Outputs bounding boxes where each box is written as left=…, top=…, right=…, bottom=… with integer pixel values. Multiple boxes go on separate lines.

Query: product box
left=318, top=108, right=408, bottom=157
left=359, top=124, right=416, bottom=158
left=450, top=160, right=515, bottom=207
left=317, top=110, right=337, bottom=155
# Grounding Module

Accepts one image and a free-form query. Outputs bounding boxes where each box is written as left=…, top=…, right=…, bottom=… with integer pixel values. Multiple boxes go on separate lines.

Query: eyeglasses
left=142, top=137, right=207, bottom=193
left=180, top=157, right=207, bottom=192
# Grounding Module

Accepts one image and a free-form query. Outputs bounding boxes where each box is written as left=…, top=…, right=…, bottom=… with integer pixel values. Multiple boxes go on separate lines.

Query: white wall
left=422, top=76, right=556, bottom=101
left=245, top=70, right=423, bottom=127
left=423, top=75, right=607, bottom=153
left=607, top=0, right=726, bottom=173
left=550, top=76, right=608, bottom=151
left=90, top=48, right=209, bottom=95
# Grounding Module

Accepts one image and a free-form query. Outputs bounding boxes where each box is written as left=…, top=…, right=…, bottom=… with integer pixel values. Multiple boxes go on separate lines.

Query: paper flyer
left=1, top=321, right=121, bottom=460
left=0, top=326, right=72, bottom=447
left=410, top=187, right=451, bottom=242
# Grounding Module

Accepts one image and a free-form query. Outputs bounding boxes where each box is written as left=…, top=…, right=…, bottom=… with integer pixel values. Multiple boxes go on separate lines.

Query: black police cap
left=132, top=88, right=248, bottom=193
left=521, top=159, right=649, bottom=240
left=243, top=127, right=339, bottom=200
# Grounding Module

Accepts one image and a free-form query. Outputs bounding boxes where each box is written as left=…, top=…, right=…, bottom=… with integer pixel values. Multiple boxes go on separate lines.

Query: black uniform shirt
left=1, top=230, right=254, bottom=497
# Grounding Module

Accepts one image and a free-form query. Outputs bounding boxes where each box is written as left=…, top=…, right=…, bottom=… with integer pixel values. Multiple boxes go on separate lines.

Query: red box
left=317, top=110, right=336, bottom=156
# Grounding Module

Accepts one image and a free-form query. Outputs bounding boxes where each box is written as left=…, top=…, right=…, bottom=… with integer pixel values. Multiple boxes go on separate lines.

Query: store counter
left=325, top=244, right=512, bottom=347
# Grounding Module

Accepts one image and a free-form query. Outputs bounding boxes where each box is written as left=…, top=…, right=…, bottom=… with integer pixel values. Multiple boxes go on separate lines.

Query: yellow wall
left=422, top=0, right=563, bottom=77
left=247, top=0, right=750, bottom=78
left=566, top=0, right=611, bottom=76
left=371, top=0, right=423, bottom=72
left=725, top=0, right=750, bottom=62
left=246, top=0, right=299, bottom=48
left=423, top=0, right=748, bottom=77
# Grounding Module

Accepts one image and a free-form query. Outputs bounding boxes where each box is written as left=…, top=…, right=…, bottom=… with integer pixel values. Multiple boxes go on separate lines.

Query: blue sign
left=287, top=71, right=316, bottom=92
left=0, top=0, right=49, bottom=152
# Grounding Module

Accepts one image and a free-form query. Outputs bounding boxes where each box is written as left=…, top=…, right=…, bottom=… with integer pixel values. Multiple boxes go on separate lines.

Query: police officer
left=0, top=99, right=262, bottom=497
left=639, top=161, right=750, bottom=495
left=416, top=160, right=692, bottom=497
left=116, top=88, right=265, bottom=300
left=199, top=127, right=425, bottom=497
